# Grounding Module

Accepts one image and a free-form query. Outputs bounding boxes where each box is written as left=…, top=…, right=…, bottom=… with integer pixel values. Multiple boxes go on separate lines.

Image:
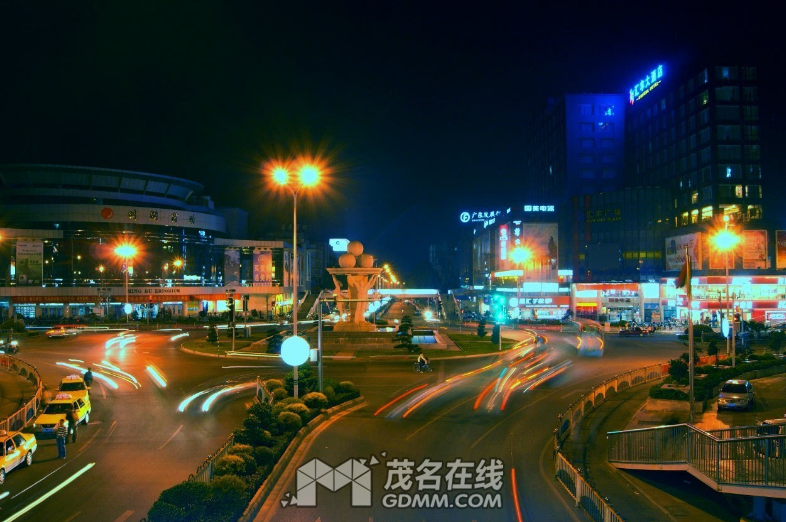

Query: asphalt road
left=0, top=329, right=288, bottom=522
left=261, top=325, right=689, bottom=522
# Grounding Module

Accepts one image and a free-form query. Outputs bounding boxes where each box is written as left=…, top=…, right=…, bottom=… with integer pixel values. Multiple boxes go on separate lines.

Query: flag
left=675, top=254, right=691, bottom=296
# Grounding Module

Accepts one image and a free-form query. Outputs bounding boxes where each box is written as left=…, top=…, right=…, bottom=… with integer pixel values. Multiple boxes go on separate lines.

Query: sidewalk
left=0, top=367, right=37, bottom=421
left=565, top=382, right=746, bottom=522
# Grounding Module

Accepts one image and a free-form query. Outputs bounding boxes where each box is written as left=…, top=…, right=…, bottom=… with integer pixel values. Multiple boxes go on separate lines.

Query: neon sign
left=460, top=210, right=501, bottom=224
left=523, top=205, right=555, bottom=212
left=629, top=64, right=664, bottom=104
left=499, top=225, right=509, bottom=261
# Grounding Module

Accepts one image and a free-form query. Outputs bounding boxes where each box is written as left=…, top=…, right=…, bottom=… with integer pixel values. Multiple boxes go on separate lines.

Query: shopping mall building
left=0, top=164, right=317, bottom=321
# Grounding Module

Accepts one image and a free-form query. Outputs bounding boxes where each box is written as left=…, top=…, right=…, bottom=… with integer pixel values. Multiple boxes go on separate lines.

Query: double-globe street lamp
left=712, top=216, right=741, bottom=367
left=269, top=159, right=322, bottom=398
left=114, top=244, right=137, bottom=323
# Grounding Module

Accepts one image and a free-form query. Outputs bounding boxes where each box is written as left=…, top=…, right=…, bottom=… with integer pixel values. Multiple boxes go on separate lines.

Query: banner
left=777, top=231, right=786, bottom=269
left=15, top=241, right=43, bottom=285
left=252, top=249, right=273, bottom=286
left=223, top=248, right=241, bottom=284
left=502, top=222, right=558, bottom=273
left=742, top=230, right=767, bottom=269
left=664, top=233, right=702, bottom=271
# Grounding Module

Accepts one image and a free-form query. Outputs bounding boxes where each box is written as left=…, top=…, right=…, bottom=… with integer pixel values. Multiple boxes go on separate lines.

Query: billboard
left=504, top=222, right=558, bottom=274
left=665, top=233, right=702, bottom=271
left=15, top=241, right=43, bottom=285
left=742, top=230, right=767, bottom=269
left=223, top=248, right=241, bottom=284
left=252, top=249, right=273, bottom=286
left=777, top=231, right=786, bottom=269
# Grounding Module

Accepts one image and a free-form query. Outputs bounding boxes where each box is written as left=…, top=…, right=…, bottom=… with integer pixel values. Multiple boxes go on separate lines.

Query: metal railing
left=608, top=423, right=786, bottom=491
left=0, top=355, right=43, bottom=433
left=188, top=435, right=235, bottom=483
left=553, top=362, right=668, bottom=521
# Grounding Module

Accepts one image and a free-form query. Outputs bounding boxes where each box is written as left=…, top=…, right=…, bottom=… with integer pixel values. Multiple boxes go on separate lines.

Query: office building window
left=579, top=104, right=594, bottom=115
left=744, top=126, right=759, bottom=140
left=701, top=205, right=713, bottom=221
left=678, top=86, right=685, bottom=100
left=699, top=128, right=711, bottom=145
left=745, top=185, right=762, bottom=199
left=580, top=169, right=595, bottom=179
left=748, top=205, right=763, bottom=219
left=743, top=106, right=759, bottom=121
left=681, top=212, right=689, bottom=226
left=744, top=145, right=760, bottom=161
left=748, top=165, right=762, bottom=179
left=602, top=169, right=616, bottom=179
left=580, top=153, right=594, bottom=164
left=579, top=122, right=594, bottom=133
left=718, top=145, right=741, bottom=161
left=599, top=105, right=614, bottom=116
left=679, top=105, right=686, bottom=119
left=691, top=209, right=699, bottom=224
left=702, top=186, right=713, bottom=201
left=717, top=66, right=738, bottom=81
left=661, top=98, right=666, bottom=110
left=598, top=122, right=614, bottom=133
left=688, top=78, right=695, bottom=93
left=600, top=138, right=614, bottom=148
left=743, top=87, right=759, bottom=103
left=716, top=106, right=740, bottom=120
left=716, top=125, right=741, bottom=141
left=719, top=164, right=741, bottom=179
left=690, top=153, right=697, bottom=168
left=715, top=86, right=739, bottom=103
left=689, top=116, right=696, bottom=132
left=699, top=108, right=710, bottom=126
left=700, top=147, right=711, bottom=164
left=600, top=153, right=614, bottom=164
left=689, top=134, right=697, bottom=150
left=581, top=138, right=594, bottom=148
left=698, top=91, right=709, bottom=106
left=691, top=191, right=699, bottom=204
left=742, top=67, right=758, bottom=81
left=735, top=185, right=744, bottom=198
left=700, top=166, right=712, bottom=184
left=679, top=122, right=686, bottom=137
left=699, top=69, right=709, bottom=84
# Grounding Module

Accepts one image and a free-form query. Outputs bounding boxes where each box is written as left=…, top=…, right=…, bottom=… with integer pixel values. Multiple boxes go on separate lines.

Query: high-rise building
left=624, top=63, right=763, bottom=227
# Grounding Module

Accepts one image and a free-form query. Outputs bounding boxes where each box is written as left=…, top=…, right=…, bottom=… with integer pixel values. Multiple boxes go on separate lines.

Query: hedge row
left=649, top=357, right=785, bottom=401
left=147, top=366, right=359, bottom=522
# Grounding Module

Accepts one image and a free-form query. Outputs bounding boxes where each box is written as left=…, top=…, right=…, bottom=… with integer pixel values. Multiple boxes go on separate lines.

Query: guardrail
left=0, top=355, right=44, bottom=433
left=554, top=362, right=667, bottom=521
left=188, top=435, right=236, bottom=483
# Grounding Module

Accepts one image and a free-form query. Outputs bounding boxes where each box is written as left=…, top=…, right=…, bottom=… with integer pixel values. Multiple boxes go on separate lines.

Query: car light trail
left=493, top=368, right=508, bottom=392
left=178, top=389, right=215, bottom=412
left=170, top=332, right=189, bottom=341
left=374, top=384, right=429, bottom=416
left=201, top=382, right=256, bottom=412
left=3, top=463, right=95, bottom=522
left=146, top=365, right=167, bottom=387
left=500, top=380, right=522, bottom=411
left=473, top=380, right=496, bottom=410
left=511, top=467, right=524, bottom=522
left=0, top=491, right=8, bottom=500
left=95, top=361, right=141, bottom=389
left=68, top=359, right=83, bottom=363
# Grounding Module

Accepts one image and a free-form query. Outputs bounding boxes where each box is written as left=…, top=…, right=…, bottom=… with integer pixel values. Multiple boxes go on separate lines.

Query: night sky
left=2, top=2, right=782, bottom=274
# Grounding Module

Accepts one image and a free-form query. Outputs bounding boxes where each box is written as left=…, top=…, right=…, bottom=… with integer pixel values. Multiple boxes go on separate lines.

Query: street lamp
left=172, top=258, right=184, bottom=286
left=712, top=216, right=740, bottom=367
left=114, top=244, right=137, bottom=323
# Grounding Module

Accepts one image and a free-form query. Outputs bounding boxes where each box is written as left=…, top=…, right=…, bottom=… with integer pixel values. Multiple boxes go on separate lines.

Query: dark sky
left=2, top=2, right=782, bottom=273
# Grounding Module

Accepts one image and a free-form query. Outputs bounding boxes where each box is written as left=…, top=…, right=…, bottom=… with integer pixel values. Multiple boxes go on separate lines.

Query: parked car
left=619, top=327, right=649, bottom=337
left=718, top=379, right=755, bottom=411
left=0, top=430, right=37, bottom=485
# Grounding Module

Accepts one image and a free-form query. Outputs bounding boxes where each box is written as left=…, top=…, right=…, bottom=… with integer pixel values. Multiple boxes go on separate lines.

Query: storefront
left=572, top=283, right=660, bottom=323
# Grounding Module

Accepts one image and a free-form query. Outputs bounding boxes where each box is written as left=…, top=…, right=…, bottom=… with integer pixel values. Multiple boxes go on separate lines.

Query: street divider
left=0, top=354, right=44, bottom=433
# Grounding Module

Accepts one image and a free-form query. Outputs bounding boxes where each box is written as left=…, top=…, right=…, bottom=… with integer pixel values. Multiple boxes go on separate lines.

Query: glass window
left=700, top=166, right=712, bottom=183
left=600, top=153, right=615, bottom=164
left=681, top=212, right=689, bottom=226
left=598, top=122, right=614, bottom=133
left=691, top=209, right=699, bottom=224
left=699, top=108, right=710, bottom=126
left=688, top=78, right=695, bottom=92
left=744, top=145, right=760, bottom=161
left=580, top=122, right=594, bottom=133
left=679, top=122, right=686, bottom=136
left=678, top=86, right=685, bottom=100
left=748, top=165, right=762, bottom=179
left=580, top=153, right=594, bottom=164
left=716, top=106, right=740, bottom=121
left=745, top=185, right=762, bottom=199
left=744, top=126, right=759, bottom=140
left=689, top=153, right=697, bottom=168
left=579, top=104, right=594, bottom=115
left=600, top=138, right=614, bottom=148
left=715, top=86, right=739, bottom=103
left=702, top=187, right=713, bottom=202
left=748, top=205, right=763, bottom=219
left=716, top=125, right=741, bottom=141
left=700, top=147, right=711, bottom=163
left=602, top=169, right=616, bottom=179
left=743, top=87, right=758, bottom=103
left=689, top=134, right=697, bottom=150
left=743, top=106, right=759, bottom=121
left=720, top=164, right=742, bottom=179
left=699, top=128, right=711, bottom=145
left=691, top=191, right=699, bottom=204
left=599, top=105, right=614, bottom=116
left=742, top=67, right=757, bottom=81
left=718, top=145, right=741, bottom=160
left=580, top=169, right=595, bottom=179
left=581, top=138, right=594, bottom=148
left=735, top=185, right=744, bottom=198
left=688, top=98, right=696, bottom=113
left=699, top=69, right=709, bottom=84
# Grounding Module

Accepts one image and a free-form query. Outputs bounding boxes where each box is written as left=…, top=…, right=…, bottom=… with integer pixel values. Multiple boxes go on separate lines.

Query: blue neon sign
left=629, top=64, right=664, bottom=104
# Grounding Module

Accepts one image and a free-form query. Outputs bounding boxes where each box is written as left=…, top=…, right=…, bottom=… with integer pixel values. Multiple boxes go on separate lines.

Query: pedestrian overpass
left=367, top=288, right=439, bottom=298
left=608, top=423, right=786, bottom=517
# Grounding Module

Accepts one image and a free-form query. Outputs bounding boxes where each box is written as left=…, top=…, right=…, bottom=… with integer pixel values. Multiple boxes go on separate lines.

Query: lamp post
left=270, top=160, right=322, bottom=398
left=114, top=244, right=137, bottom=323
left=712, top=217, right=740, bottom=367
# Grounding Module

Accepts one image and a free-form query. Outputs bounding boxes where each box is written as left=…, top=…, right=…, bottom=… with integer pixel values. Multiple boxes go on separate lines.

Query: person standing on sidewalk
left=68, top=407, right=79, bottom=443
left=56, top=419, right=67, bottom=458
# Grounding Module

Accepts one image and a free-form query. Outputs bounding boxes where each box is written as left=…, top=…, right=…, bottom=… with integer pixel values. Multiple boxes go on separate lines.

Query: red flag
left=675, top=255, right=691, bottom=295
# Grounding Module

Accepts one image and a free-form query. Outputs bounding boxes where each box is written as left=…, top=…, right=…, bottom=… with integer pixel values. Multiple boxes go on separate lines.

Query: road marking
left=112, top=510, right=135, bottom=522
left=158, top=425, right=183, bottom=450
left=62, top=512, right=81, bottom=522
left=561, top=390, right=582, bottom=399
left=107, top=420, right=118, bottom=438
left=11, top=461, right=69, bottom=499
left=3, top=464, right=95, bottom=522
left=0, top=492, right=8, bottom=500
left=78, top=427, right=103, bottom=453
left=404, top=396, right=475, bottom=441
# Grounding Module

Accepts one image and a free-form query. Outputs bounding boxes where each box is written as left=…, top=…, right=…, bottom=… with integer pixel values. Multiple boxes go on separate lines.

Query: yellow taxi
left=0, top=429, right=37, bottom=485
left=58, top=374, right=89, bottom=402
left=33, top=393, right=91, bottom=439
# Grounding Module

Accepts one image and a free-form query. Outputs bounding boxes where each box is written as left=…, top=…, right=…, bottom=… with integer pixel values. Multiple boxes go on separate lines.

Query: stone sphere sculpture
left=338, top=253, right=357, bottom=268
left=358, top=253, right=374, bottom=268
left=347, top=241, right=364, bottom=257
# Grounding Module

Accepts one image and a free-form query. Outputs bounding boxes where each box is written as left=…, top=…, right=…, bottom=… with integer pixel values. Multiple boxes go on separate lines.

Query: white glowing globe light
left=281, top=336, right=310, bottom=366
left=424, top=310, right=433, bottom=320
left=123, top=303, right=133, bottom=315
left=721, top=318, right=730, bottom=337
left=373, top=300, right=381, bottom=308
left=509, top=297, right=519, bottom=307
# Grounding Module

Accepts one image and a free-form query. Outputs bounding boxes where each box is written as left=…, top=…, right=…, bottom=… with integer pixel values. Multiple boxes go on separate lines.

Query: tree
left=477, top=318, right=487, bottom=338
left=769, top=330, right=785, bottom=355
left=490, top=324, right=500, bottom=344
left=266, top=328, right=283, bottom=354
left=668, top=358, right=689, bottom=383
left=207, top=325, right=218, bottom=344
left=707, top=338, right=719, bottom=365
left=394, top=316, right=419, bottom=353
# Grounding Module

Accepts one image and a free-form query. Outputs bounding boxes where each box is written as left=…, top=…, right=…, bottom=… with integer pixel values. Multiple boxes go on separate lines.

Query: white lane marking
left=11, top=462, right=69, bottom=499
left=561, top=390, right=582, bottom=399
left=62, top=512, right=82, bottom=522
left=158, top=425, right=183, bottom=450
left=112, top=510, right=135, bottom=522
left=78, top=427, right=103, bottom=453
left=0, top=492, right=8, bottom=500
left=4, top=463, right=95, bottom=522
left=107, top=420, right=118, bottom=438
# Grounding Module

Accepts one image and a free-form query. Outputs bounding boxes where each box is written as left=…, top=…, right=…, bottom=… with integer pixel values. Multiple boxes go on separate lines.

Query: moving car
left=0, top=429, right=37, bottom=485
left=619, top=327, right=649, bottom=337
left=33, top=392, right=91, bottom=439
left=718, top=379, right=755, bottom=411
left=46, top=327, right=78, bottom=338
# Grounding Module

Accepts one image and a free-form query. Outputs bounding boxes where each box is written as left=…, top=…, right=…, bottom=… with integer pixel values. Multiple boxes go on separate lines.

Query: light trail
left=374, top=384, right=429, bottom=416
left=401, top=383, right=452, bottom=419
left=474, top=380, right=497, bottom=410
left=95, top=361, right=140, bottom=389
left=178, top=389, right=214, bottom=412
left=146, top=365, right=167, bottom=387
left=511, top=467, right=525, bottom=522
left=170, top=332, right=189, bottom=341
left=2, top=463, right=95, bottom=522
left=201, top=382, right=256, bottom=412
left=55, top=362, right=119, bottom=389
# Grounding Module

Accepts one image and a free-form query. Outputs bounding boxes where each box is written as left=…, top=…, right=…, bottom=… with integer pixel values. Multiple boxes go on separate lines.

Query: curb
left=238, top=396, right=366, bottom=522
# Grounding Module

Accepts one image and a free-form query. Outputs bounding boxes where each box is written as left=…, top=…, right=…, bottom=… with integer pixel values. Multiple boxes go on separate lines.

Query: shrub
left=147, top=501, right=185, bottom=522
left=206, top=475, right=249, bottom=522
left=337, top=381, right=356, bottom=393
left=277, top=411, right=302, bottom=432
left=272, top=388, right=289, bottom=401
left=228, top=443, right=253, bottom=457
left=227, top=445, right=257, bottom=475
left=668, top=358, right=689, bottom=381
left=150, top=481, right=210, bottom=521
left=279, top=397, right=304, bottom=406
left=0, top=319, right=25, bottom=333
left=214, top=454, right=247, bottom=477
left=285, top=403, right=311, bottom=422
left=302, top=392, right=329, bottom=410
left=254, top=445, right=278, bottom=466
left=265, top=379, right=284, bottom=391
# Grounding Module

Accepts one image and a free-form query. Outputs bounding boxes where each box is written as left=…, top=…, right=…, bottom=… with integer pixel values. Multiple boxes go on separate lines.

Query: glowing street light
left=510, top=247, right=533, bottom=320
left=712, top=216, right=741, bottom=367
left=114, top=244, right=137, bottom=323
